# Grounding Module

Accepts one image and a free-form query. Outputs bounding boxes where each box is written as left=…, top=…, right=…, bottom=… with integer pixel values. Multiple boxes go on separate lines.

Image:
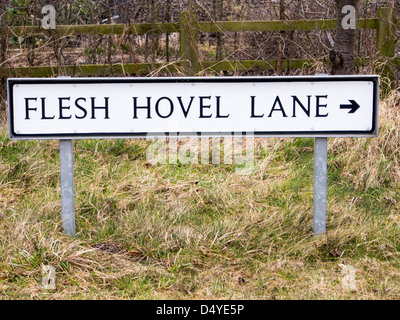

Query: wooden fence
left=0, top=7, right=398, bottom=86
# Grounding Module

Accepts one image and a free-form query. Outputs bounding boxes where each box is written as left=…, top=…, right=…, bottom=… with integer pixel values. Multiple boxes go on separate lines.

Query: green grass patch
left=2, top=94, right=400, bottom=299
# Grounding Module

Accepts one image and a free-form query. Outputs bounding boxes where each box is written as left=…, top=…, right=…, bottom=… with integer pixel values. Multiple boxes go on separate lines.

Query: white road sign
left=8, top=75, right=379, bottom=139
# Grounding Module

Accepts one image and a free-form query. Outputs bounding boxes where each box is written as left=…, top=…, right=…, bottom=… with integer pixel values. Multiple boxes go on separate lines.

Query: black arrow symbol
left=340, top=100, right=360, bottom=114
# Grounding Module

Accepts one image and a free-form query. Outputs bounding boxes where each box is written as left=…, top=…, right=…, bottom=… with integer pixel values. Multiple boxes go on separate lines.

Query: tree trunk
left=330, top=0, right=359, bottom=75
left=165, top=0, right=171, bottom=62
left=214, top=0, right=223, bottom=61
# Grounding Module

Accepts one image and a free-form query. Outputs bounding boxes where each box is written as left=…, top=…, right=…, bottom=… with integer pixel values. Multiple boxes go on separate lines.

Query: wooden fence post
left=0, top=24, right=7, bottom=114
left=376, top=7, right=395, bottom=95
left=179, top=11, right=200, bottom=76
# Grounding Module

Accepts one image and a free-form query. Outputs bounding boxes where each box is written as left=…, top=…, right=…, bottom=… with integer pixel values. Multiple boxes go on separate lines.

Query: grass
left=1, top=90, right=400, bottom=299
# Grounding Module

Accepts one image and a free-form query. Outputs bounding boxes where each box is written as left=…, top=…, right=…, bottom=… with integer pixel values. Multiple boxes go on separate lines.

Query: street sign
left=8, top=75, right=379, bottom=139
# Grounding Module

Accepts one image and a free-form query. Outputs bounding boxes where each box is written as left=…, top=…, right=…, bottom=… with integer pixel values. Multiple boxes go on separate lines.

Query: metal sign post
left=313, top=137, right=327, bottom=235
left=313, top=74, right=328, bottom=235
left=59, top=139, right=75, bottom=236
left=56, top=76, right=75, bottom=236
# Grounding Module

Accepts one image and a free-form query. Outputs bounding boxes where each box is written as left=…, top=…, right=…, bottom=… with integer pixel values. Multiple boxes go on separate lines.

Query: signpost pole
left=313, top=137, right=327, bottom=235
left=60, top=139, right=75, bottom=236
left=57, top=76, right=75, bottom=236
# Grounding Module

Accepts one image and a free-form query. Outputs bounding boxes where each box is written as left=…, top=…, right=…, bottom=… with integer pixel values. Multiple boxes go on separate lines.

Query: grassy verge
left=1, top=91, right=400, bottom=299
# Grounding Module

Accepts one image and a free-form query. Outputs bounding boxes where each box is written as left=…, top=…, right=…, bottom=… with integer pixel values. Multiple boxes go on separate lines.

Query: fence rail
left=1, top=57, right=378, bottom=78
left=1, top=17, right=379, bottom=37
left=0, top=7, right=398, bottom=88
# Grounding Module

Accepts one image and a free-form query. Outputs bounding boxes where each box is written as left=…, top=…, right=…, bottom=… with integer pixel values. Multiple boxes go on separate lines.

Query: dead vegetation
left=1, top=91, right=400, bottom=299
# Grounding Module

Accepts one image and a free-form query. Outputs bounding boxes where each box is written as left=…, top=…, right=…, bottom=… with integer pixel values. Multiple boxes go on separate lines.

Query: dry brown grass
left=1, top=89, right=400, bottom=300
